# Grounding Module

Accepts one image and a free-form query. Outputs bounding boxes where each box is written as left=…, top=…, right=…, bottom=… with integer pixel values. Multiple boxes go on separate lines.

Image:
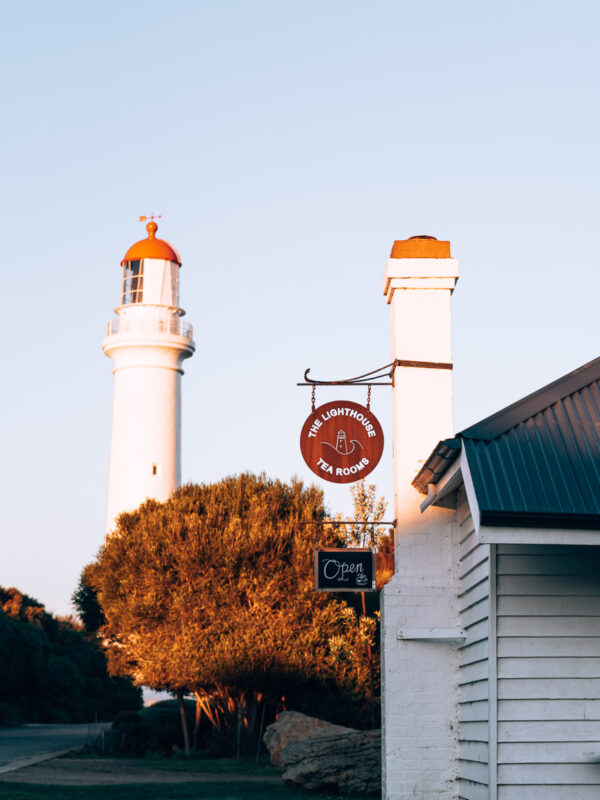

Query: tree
left=337, top=479, right=388, bottom=550
left=0, top=586, right=141, bottom=724
left=71, top=567, right=106, bottom=634
left=331, top=478, right=392, bottom=593
left=87, top=473, right=377, bottom=752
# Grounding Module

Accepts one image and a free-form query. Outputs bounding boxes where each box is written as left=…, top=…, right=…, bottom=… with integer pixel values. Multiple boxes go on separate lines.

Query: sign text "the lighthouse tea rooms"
left=300, top=400, right=384, bottom=484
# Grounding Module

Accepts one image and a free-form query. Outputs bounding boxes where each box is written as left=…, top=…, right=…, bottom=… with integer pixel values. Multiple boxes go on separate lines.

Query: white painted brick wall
left=381, top=246, right=461, bottom=799
left=382, top=511, right=461, bottom=800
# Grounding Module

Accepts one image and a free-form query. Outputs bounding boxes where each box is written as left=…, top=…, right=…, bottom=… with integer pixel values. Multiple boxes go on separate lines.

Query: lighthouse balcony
left=105, top=318, right=194, bottom=339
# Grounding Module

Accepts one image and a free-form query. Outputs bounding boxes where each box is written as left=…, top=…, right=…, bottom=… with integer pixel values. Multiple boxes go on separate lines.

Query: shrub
left=0, top=701, right=24, bottom=726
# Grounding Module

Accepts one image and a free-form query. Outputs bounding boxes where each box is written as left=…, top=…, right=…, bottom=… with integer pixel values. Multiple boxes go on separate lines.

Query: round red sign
left=300, top=400, right=384, bottom=484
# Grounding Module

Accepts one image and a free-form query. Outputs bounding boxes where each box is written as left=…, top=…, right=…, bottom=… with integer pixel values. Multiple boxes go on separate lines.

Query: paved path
left=0, top=723, right=107, bottom=772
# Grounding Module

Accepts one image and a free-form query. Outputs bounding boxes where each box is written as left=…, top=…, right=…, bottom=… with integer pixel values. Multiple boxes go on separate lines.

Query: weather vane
left=139, top=214, right=162, bottom=223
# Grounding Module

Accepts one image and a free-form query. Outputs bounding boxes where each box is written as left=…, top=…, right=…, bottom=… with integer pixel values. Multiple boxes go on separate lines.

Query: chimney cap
left=391, top=236, right=451, bottom=259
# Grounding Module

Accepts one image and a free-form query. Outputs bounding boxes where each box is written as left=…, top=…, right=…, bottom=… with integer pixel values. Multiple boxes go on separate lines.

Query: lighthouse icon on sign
left=336, top=430, right=349, bottom=454
left=321, top=429, right=363, bottom=457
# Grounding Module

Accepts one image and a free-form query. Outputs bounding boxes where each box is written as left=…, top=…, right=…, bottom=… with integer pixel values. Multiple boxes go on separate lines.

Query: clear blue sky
left=2, top=0, right=600, bottom=616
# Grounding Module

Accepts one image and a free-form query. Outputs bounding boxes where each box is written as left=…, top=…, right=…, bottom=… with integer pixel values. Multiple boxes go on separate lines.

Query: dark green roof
left=414, top=356, right=600, bottom=529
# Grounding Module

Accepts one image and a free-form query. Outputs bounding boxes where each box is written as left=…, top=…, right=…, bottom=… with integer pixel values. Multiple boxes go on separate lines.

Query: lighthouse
left=103, top=220, right=195, bottom=533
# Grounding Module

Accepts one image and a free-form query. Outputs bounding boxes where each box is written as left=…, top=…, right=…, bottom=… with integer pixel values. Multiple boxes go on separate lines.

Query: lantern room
left=120, top=221, right=182, bottom=308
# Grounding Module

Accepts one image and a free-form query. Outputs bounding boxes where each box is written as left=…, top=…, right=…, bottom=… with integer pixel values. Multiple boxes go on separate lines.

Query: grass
left=0, top=784, right=345, bottom=800
left=72, top=753, right=279, bottom=777
left=148, top=755, right=280, bottom=775
left=0, top=757, right=374, bottom=800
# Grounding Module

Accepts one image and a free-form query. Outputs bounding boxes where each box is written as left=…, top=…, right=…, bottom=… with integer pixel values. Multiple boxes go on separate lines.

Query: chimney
left=382, top=236, right=459, bottom=525
left=380, top=236, right=460, bottom=800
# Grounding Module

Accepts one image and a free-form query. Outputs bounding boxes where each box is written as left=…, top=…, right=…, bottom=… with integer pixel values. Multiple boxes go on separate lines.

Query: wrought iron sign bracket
left=297, top=362, right=394, bottom=387
left=297, top=358, right=452, bottom=388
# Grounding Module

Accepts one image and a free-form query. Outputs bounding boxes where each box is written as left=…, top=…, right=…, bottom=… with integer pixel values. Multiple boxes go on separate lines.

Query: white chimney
left=381, top=236, right=461, bottom=800
left=383, top=236, right=459, bottom=523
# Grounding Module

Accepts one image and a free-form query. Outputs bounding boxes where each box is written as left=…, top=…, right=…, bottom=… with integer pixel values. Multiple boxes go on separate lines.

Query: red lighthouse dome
left=121, top=221, right=181, bottom=265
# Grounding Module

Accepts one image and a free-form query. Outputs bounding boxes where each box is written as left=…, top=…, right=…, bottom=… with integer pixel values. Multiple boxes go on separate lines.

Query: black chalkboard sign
left=314, top=548, right=376, bottom=592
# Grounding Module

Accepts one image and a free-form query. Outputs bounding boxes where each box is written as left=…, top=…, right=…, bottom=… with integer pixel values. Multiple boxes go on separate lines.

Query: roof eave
left=412, top=437, right=462, bottom=495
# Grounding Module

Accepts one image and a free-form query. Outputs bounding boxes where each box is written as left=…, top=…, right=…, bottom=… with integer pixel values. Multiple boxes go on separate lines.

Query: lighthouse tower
left=103, top=221, right=195, bottom=533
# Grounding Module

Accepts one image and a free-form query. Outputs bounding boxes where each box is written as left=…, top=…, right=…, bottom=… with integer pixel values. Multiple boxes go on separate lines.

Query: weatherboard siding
left=496, top=543, right=600, bottom=799
left=457, top=490, right=491, bottom=799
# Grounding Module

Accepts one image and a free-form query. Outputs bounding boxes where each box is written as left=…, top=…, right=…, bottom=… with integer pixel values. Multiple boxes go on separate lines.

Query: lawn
left=0, top=757, right=373, bottom=800
left=0, top=784, right=342, bottom=800
left=70, top=754, right=281, bottom=777
left=147, top=756, right=279, bottom=775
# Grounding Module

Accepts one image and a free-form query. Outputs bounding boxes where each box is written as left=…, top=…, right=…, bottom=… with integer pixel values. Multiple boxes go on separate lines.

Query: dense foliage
left=86, top=474, right=379, bottom=746
left=71, top=572, right=106, bottom=634
left=0, top=586, right=141, bottom=725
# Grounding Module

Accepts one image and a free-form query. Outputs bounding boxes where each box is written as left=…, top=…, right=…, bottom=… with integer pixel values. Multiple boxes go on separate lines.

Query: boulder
left=263, top=710, right=356, bottom=767
left=263, top=711, right=381, bottom=795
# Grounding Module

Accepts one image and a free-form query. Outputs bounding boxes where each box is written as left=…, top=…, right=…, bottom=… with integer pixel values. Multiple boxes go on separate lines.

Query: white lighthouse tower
left=103, top=220, right=195, bottom=533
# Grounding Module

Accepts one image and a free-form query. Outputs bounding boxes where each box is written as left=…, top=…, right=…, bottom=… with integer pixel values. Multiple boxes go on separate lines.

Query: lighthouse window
left=171, top=268, right=179, bottom=305
left=122, top=260, right=144, bottom=304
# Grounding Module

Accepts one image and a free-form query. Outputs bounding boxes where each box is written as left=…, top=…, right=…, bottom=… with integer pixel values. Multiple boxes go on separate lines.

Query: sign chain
left=366, top=384, right=372, bottom=411
left=311, top=385, right=316, bottom=413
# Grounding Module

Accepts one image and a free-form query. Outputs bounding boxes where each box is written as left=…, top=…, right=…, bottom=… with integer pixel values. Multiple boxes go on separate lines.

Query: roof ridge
left=459, top=356, right=600, bottom=441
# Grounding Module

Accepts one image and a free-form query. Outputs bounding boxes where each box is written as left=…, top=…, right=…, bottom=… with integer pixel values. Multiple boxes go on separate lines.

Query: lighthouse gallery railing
left=105, top=318, right=194, bottom=338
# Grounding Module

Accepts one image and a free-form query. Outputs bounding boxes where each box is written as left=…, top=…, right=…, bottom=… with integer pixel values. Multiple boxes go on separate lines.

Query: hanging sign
left=300, top=400, right=384, bottom=484
left=314, top=548, right=376, bottom=592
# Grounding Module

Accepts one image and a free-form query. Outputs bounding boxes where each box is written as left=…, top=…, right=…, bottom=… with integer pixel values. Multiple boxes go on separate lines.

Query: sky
left=2, top=0, right=600, bottom=617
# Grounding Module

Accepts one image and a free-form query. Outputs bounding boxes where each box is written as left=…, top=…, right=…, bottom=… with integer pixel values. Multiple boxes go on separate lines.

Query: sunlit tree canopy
left=87, top=473, right=377, bottom=727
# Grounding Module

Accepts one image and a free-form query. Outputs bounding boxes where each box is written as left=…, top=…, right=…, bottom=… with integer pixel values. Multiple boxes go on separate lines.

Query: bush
left=0, top=586, right=142, bottom=723
left=203, top=723, right=257, bottom=758
left=284, top=678, right=380, bottom=730
left=112, top=710, right=143, bottom=727
left=109, top=715, right=150, bottom=757
left=0, top=701, right=24, bottom=726
left=102, top=700, right=196, bottom=756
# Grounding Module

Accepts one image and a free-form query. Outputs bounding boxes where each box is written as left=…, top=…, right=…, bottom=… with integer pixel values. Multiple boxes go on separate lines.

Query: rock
left=280, top=729, right=381, bottom=795
left=263, top=711, right=381, bottom=795
left=263, top=711, right=356, bottom=767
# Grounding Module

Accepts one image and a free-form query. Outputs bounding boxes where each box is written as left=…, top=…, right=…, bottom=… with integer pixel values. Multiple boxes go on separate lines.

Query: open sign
left=314, top=548, right=376, bottom=592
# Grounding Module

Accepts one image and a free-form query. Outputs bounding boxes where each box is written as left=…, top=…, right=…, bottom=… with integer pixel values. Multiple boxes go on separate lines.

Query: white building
left=381, top=236, right=600, bottom=799
left=103, top=221, right=195, bottom=533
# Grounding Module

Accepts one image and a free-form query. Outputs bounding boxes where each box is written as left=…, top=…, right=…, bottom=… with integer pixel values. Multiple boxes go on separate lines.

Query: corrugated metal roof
left=461, top=356, right=600, bottom=440
left=413, top=357, right=600, bottom=529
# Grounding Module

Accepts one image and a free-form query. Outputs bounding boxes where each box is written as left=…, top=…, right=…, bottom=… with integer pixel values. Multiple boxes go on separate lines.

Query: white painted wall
left=456, top=488, right=493, bottom=800
left=103, top=257, right=194, bottom=533
left=454, top=513, right=600, bottom=800
left=381, top=246, right=462, bottom=799
left=495, top=543, right=600, bottom=800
